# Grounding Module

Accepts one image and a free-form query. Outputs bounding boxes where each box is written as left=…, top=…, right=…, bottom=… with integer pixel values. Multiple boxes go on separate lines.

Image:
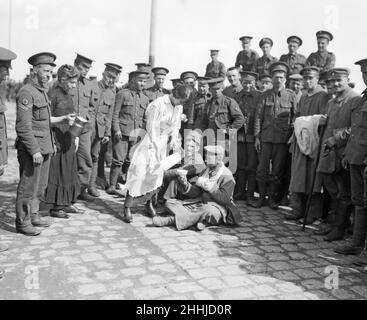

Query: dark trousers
left=15, top=151, right=50, bottom=228
left=112, top=135, right=136, bottom=171
left=323, top=168, right=352, bottom=207
left=76, top=130, right=92, bottom=188
left=291, top=192, right=324, bottom=219
left=98, top=140, right=112, bottom=179
left=350, top=164, right=367, bottom=209
left=256, top=142, right=288, bottom=185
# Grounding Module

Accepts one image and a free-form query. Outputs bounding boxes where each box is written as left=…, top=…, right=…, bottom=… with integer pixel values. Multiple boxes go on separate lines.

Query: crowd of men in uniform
left=1, top=28, right=367, bottom=281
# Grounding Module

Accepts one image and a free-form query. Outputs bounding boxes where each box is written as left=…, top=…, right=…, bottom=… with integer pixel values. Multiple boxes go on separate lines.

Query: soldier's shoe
left=353, top=249, right=367, bottom=266
left=0, top=267, right=4, bottom=279
left=246, top=197, right=257, bottom=207
left=119, top=208, right=132, bottom=223
left=252, top=197, right=265, bottom=208
left=50, top=209, right=70, bottom=219
left=268, top=198, right=279, bottom=210
left=146, top=200, right=157, bottom=218
left=323, top=228, right=345, bottom=242
left=280, top=195, right=290, bottom=206
left=16, top=225, right=41, bottom=236
left=77, top=188, right=95, bottom=202
left=88, top=186, right=100, bottom=198
left=334, top=243, right=364, bottom=255
left=106, top=185, right=117, bottom=195
left=299, top=216, right=316, bottom=225
left=31, top=214, right=51, bottom=228
left=0, top=244, right=8, bottom=253
left=285, top=212, right=304, bottom=221
left=152, top=215, right=175, bottom=227
left=64, top=205, right=83, bottom=214
left=234, top=192, right=247, bottom=201
left=313, top=225, right=332, bottom=235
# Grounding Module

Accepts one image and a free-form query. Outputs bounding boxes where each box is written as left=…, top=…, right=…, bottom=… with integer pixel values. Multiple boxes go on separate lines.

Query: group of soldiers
left=1, top=27, right=367, bottom=280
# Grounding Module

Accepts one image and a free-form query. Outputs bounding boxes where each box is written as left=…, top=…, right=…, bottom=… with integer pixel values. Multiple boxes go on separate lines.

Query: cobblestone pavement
left=0, top=102, right=366, bottom=300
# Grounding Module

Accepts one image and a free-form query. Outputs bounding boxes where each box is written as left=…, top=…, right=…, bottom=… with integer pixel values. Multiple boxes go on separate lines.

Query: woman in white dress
left=121, top=85, right=193, bottom=223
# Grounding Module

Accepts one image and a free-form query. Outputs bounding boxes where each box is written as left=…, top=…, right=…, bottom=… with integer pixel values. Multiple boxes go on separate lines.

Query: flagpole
left=149, top=0, right=157, bottom=67
left=8, top=0, right=12, bottom=49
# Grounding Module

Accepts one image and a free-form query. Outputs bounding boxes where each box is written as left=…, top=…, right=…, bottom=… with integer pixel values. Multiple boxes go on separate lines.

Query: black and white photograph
left=0, top=0, right=367, bottom=303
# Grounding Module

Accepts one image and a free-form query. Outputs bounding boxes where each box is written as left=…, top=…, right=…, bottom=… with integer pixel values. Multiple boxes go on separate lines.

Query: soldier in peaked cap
left=146, top=67, right=171, bottom=102
left=15, top=52, right=76, bottom=236
left=258, top=74, right=273, bottom=92
left=316, top=68, right=358, bottom=236
left=223, top=67, right=243, bottom=104
left=205, top=49, right=226, bottom=79
left=235, top=36, right=259, bottom=72
left=190, top=76, right=212, bottom=131
left=72, top=52, right=100, bottom=202
left=171, top=78, right=182, bottom=89
left=107, top=70, right=150, bottom=196
left=286, top=66, right=329, bottom=223
left=234, top=71, right=261, bottom=204
left=88, top=63, right=121, bottom=197
left=252, top=37, right=278, bottom=76
left=280, top=36, right=307, bottom=75
left=152, top=144, right=241, bottom=230
left=0, top=46, right=16, bottom=274
left=253, top=61, right=297, bottom=209
left=334, top=59, right=367, bottom=261
left=306, top=30, right=336, bottom=73
left=180, top=71, right=199, bottom=130
left=288, top=73, right=304, bottom=103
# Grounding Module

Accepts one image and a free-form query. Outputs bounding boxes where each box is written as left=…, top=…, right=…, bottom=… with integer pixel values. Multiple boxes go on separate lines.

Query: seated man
left=163, top=130, right=206, bottom=200
left=152, top=145, right=241, bottom=231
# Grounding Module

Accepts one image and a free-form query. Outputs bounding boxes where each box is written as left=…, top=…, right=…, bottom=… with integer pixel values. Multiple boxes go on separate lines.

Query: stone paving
left=0, top=102, right=367, bottom=300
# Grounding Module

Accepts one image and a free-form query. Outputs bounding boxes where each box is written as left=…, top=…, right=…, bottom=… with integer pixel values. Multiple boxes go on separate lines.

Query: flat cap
left=28, top=52, right=56, bottom=67
left=210, top=49, right=220, bottom=53
left=104, top=63, right=122, bottom=74
left=0, top=47, right=17, bottom=69
left=289, top=73, right=303, bottom=81
left=239, top=36, right=253, bottom=42
left=152, top=67, right=169, bottom=75
left=269, top=61, right=290, bottom=75
left=300, top=66, right=320, bottom=77
left=240, top=71, right=259, bottom=81
left=328, top=68, right=350, bottom=79
left=355, top=59, right=367, bottom=73
left=180, top=71, right=198, bottom=81
left=75, top=53, right=94, bottom=65
left=170, top=78, right=182, bottom=85
left=197, top=76, right=211, bottom=85
left=287, top=35, right=303, bottom=46
left=135, top=63, right=151, bottom=72
left=259, top=37, right=273, bottom=48
left=207, top=77, right=225, bottom=89
left=129, top=70, right=149, bottom=79
left=259, top=74, right=272, bottom=81
left=316, top=30, right=333, bottom=41
left=204, top=145, right=225, bottom=158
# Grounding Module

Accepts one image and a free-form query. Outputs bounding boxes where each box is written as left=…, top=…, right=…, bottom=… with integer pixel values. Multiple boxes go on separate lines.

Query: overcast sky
left=0, top=0, right=366, bottom=91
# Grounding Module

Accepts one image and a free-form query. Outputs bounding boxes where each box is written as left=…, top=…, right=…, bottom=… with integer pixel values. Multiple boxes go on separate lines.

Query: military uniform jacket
left=190, top=93, right=212, bottom=131
left=70, top=77, right=99, bottom=132
left=205, top=61, right=226, bottom=78
left=95, top=81, right=116, bottom=139
left=279, top=53, right=307, bottom=75
left=205, top=94, right=245, bottom=131
left=112, top=87, right=149, bottom=137
left=238, top=90, right=261, bottom=143
left=306, top=51, right=336, bottom=73
left=345, top=92, right=367, bottom=165
left=15, top=80, right=54, bottom=156
left=223, top=84, right=244, bottom=104
left=235, top=49, right=259, bottom=71
left=252, top=55, right=278, bottom=75
left=255, top=87, right=296, bottom=143
left=145, top=85, right=171, bottom=103
left=0, top=96, right=8, bottom=166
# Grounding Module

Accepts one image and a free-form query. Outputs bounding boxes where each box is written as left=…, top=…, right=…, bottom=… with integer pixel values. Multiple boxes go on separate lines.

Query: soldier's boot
left=16, top=225, right=41, bottom=236
left=88, top=162, right=101, bottom=197
left=77, top=186, right=96, bottom=202
left=286, top=193, right=305, bottom=220
left=252, top=182, right=266, bottom=208
left=0, top=243, right=8, bottom=253
left=152, top=215, right=175, bottom=227
left=31, top=213, right=51, bottom=228
left=334, top=208, right=367, bottom=255
left=119, top=207, right=133, bottom=223
left=324, top=203, right=351, bottom=242
left=146, top=199, right=157, bottom=218
left=0, top=267, right=4, bottom=279
left=353, top=245, right=367, bottom=267
left=246, top=173, right=257, bottom=206
left=268, top=183, right=279, bottom=210
left=234, top=170, right=247, bottom=201
left=106, top=165, right=121, bottom=195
